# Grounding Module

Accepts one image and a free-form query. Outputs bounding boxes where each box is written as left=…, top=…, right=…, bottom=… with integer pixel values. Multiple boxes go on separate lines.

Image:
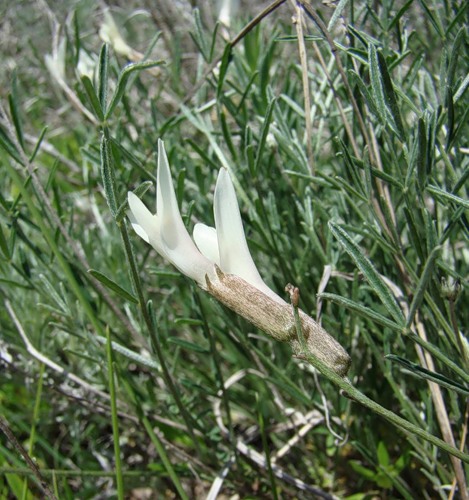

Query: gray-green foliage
left=0, top=0, right=467, bottom=498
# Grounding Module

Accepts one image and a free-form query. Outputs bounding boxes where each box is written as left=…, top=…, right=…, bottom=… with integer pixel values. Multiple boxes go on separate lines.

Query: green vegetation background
left=0, top=0, right=468, bottom=498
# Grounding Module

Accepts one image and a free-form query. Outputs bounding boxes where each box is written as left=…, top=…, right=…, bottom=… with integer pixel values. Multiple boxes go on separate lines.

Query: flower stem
left=291, top=301, right=469, bottom=463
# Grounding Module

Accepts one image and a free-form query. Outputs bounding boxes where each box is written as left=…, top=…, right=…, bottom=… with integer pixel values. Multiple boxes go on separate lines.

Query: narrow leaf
left=88, top=269, right=138, bottom=303
left=386, top=355, right=469, bottom=396
left=29, top=127, right=47, bottom=163
left=319, top=292, right=403, bottom=332
left=216, top=44, right=233, bottom=99
left=100, top=136, right=118, bottom=217
left=445, top=87, right=454, bottom=149
left=368, top=44, right=388, bottom=125
left=105, top=60, right=164, bottom=120
left=96, top=336, right=159, bottom=369
left=39, top=274, right=69, bottom=313
left=8, top=72, right=24, bottom=150
left=98, top=44, right=109, bottom=114
left=167, top=337, right=208, bottom=354
left=388, top=0, right=413, bottom=30
left=348, top=69, right=380, bottom=118
left=0, top=127, right=23, bottom=164
left=427, top=185, right=469, bottom=209
left=192, top=8, right=209, bottom=61
left=327, top=0, right=349, bottom=31
left=329, top=222, right=405, bottom=325
left=406, top=246, right=440, bottom=327
left=209, top=21, right=220, bottom=61
left=254, top=97, right=276, bottom=175
left=0, top=223, right=11, bottom=259
left=377, top=51, right=406, bottom=140
left=416, top=117, right=427, bottom=189
left=81, top=75, right=104, bottom=121
left=407, top=332, right=469, bottom=384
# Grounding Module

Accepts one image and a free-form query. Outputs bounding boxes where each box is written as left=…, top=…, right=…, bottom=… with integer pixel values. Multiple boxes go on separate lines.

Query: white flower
left=218, top=0, right=239, bottom=28
left=77, top=50, right=97, bottom=81
left=128, top=140, right=351, bottom=377
left=99, top=9, right=134, bottom=59
left=45, top=37, right=66, bottom=83
left=128, top=140, right=284, bottom=304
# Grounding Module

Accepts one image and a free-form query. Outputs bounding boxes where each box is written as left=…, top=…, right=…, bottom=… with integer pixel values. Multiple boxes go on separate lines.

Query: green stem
left=289, top=288, right=468, bottom=463
left=303, top=350, right=469, bottom=463
left=119, top=222, right=204, bottom=456
left=22, top=363, right=46, bottom=500
left=106, top=328, right=125, bottom=500
left=141, top=417, right=189, bottom=500
left=194, top=292, right=236, bottom=454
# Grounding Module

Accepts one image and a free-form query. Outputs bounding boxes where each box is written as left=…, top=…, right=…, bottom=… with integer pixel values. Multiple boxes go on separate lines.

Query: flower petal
left=214, top=169, right=285, bottom=304
left=127, top=191, right=161, bottom=250
left=193, top=223, right=220, bottom=265
left=156, top=140, right=215, bottom=285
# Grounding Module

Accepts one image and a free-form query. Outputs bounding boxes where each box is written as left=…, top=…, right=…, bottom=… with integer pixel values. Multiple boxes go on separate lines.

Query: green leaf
left=406, top=246, right=440, bottom=328
left=176, top=168, right=186, bottom=212
left=167, top=337, right=208, bottom=353
left=368, top=44, right=388, bottom=124
left=100, top=135, right=118, bottom=217
left=446, top=27, right=465, bottom=95
left=0, top=278, right=30, bottom=289
left=105, top=60, right=164, bottom=120
left=327, top=0, right=349, bottom=31
left=0, top=126, right=23, bottom=164
left=173, top=317, right=204, bottom=326
left=337, top=138, right=366, bottom=198
left=319, top=292, right=403, bottom=332
left=72, top=10, right=81, bottom=65
left=8, top=71, right=24, bottom=151
left=368, top=45, right=405, bottom=139
left=418, top=0, right=444, bottom=38
left=388, top=0, right=413, bottom=30
left=39, top=274, right=69, bottom=314
left=416, top=117, right=428, bottom=189
left=29, top=126, right=47, bottom=163
left=445, top=86, right=454, bottom=149
left=88, top=269, right=138, bottom=303
left=209, top=21, right=220, bottom=61
left=329, top=222, right=405, bottom=325
left=386, top=355, right=469, bottom=396
left=96, top=336, right=159, bottom=369
left=427, top=185, right=469, bottom=209
left=348, top=69, right=380, bottom=119
left=191, top=8, right=209, bottom=61
left=448, top=104, right=469, bottom=151
left=349, top=461, right=376, bottom=480
left=98, top=44, right=109, bottom=115
left=81, top=75, right=104, bottom=121
left=216, top=44, right=233, bottom=99
left=407, top=332, right=469, bottom=384
left=0, top=223, right=10, bottom=260
left=254, top=97, right=276, bottom=175
left=376, top=51, right=406, bottom=140
left=377, top=441, right=390, bottom=467
left=219, top=108, right=237, bottom=161
left=109, top=137, right=148, bottom=173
